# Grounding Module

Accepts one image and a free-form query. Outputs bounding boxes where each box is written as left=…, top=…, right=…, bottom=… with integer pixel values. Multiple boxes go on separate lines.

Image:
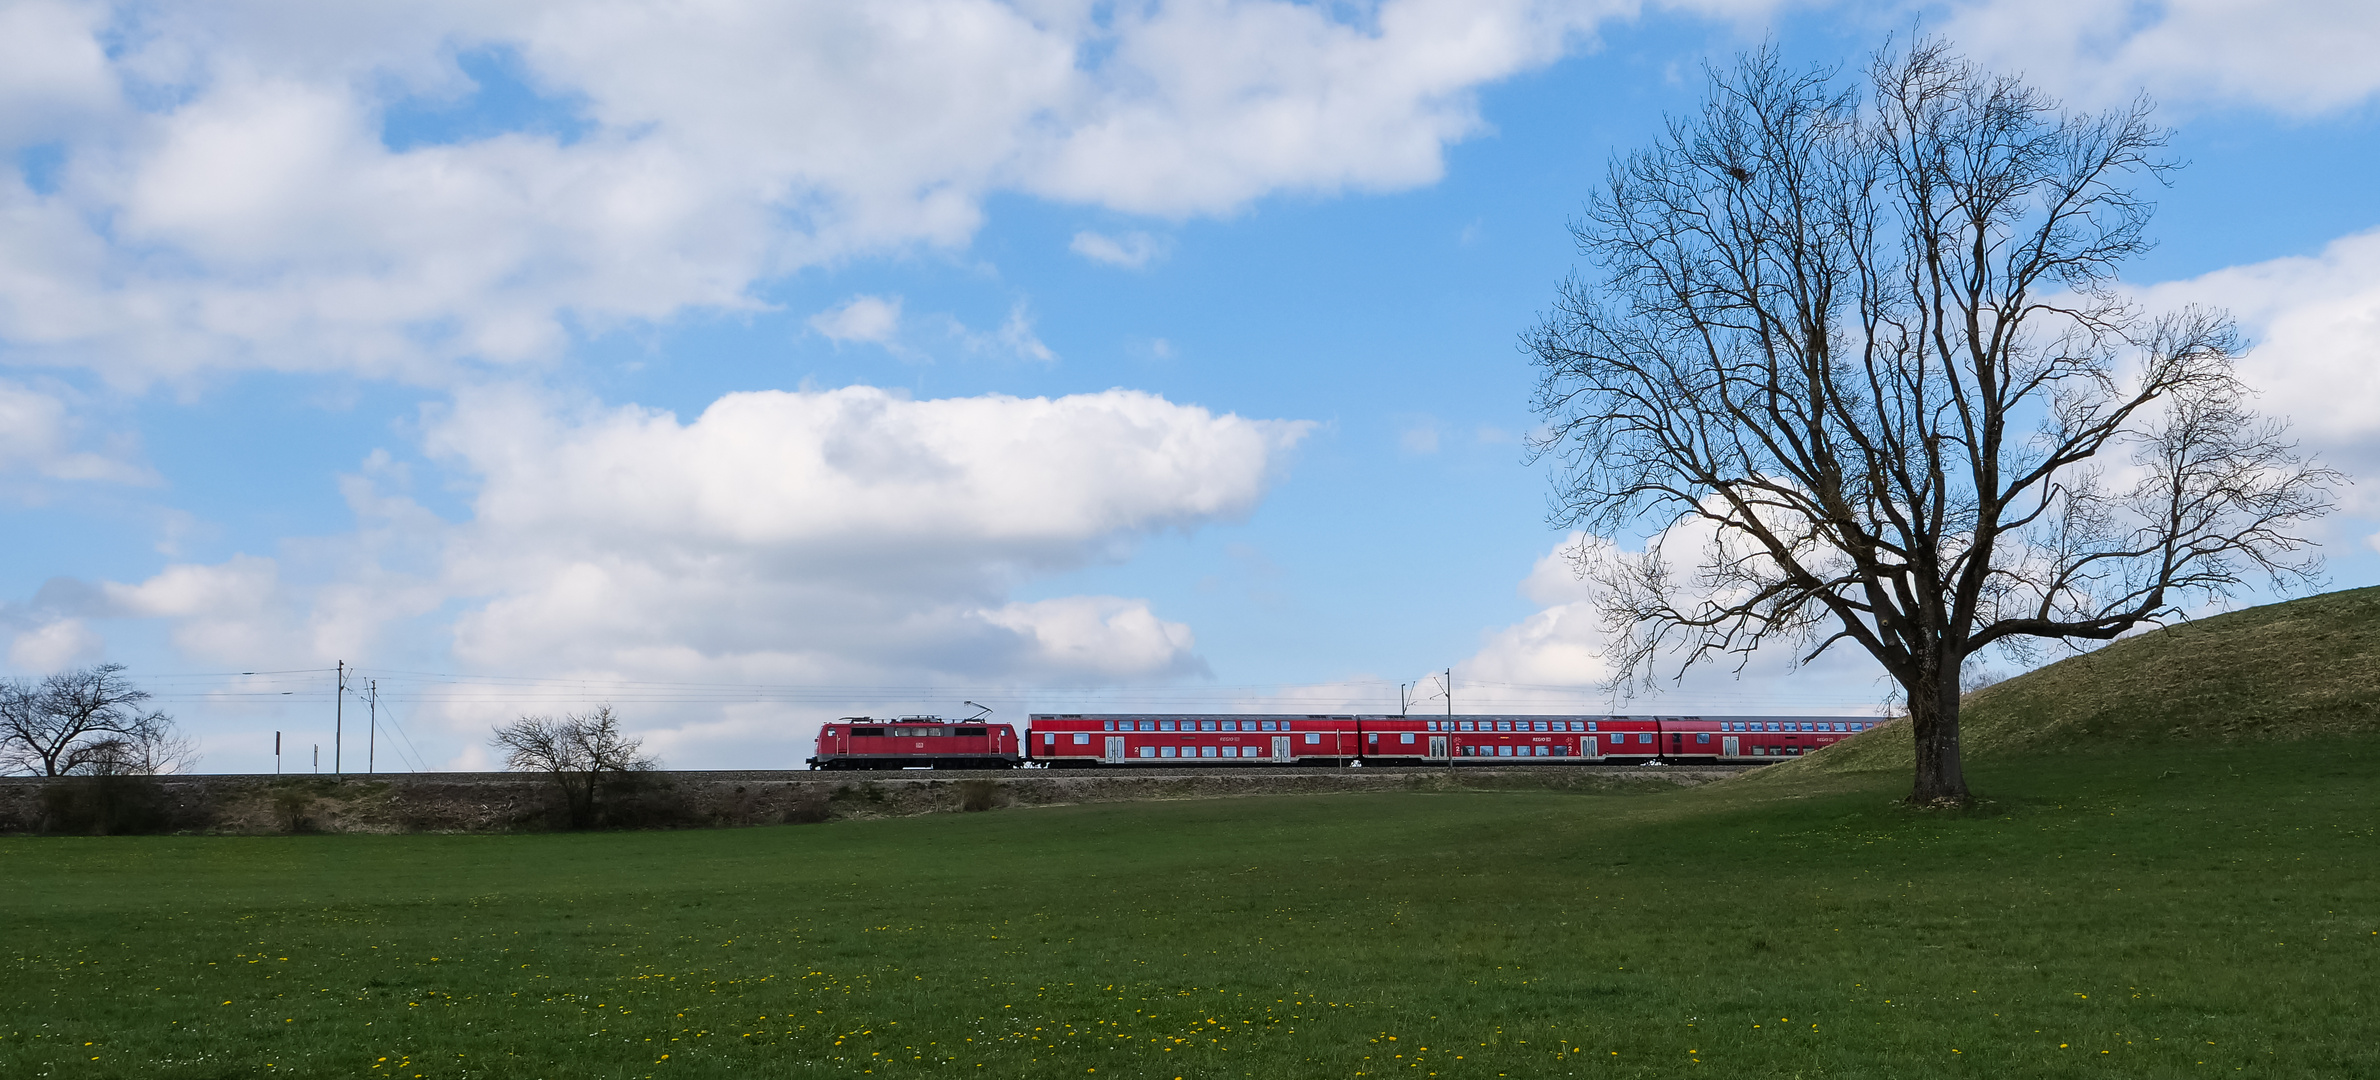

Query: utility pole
left=275, top=731, right=281, bottom=775
left=334, top=661, right=346, bottom=780
left=1442, top=668, right=1453, bottom=719
left=367, top=679, right=378, bottom=775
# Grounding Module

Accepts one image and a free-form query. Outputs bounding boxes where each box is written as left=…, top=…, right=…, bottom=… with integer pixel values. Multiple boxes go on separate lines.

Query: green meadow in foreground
left=3, top=734, right=2375, bottom=1079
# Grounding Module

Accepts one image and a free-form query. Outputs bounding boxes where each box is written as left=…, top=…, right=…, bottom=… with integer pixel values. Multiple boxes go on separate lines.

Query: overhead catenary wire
left=126, top=666, right=1884, bottom=714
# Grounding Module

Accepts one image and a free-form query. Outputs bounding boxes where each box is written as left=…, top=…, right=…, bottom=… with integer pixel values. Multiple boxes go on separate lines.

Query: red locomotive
left=807, top=716, right=1022, bottom=770
left=806, top=712, right=1886, bottom=769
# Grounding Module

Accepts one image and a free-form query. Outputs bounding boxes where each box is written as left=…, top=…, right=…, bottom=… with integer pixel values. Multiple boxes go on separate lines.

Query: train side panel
left=1703, top=716, right=1887, bottom=760
left=809, top=719, right=1020, bottom=769
left=1027, top=715, right=1360, bottom=765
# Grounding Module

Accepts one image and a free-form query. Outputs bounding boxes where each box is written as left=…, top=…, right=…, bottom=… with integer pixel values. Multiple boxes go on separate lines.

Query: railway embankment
left=0, top=763, right=1748, bottom=835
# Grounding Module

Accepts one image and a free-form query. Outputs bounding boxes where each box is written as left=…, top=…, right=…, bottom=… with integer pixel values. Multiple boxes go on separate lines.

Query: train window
left=1139, top=746, right=1155, bottom=758
left=1072, top=733, right=1089, bottom=745
left=1304, top=733, right=1321, bottom=745
left=956, top=727, right=987, bottom=736
left=1157, top=720, right=1175, bottom=732
left=1457, top=721, right=1473, bottom=732
left=1400, top=733, right=1415, bottom=745
left=1103, top=721, right=1116, bottom=731
left=1638, top=733, right=1654, bottom=744
left=1257, top=720, right=1274, bottom=732
left=1696, top=733, right=1710, bottom=744
left=1587, top=721, right=1598, bottom=732
left=852, top=727, right=884, bottom=737
left=1160, top=746, right=1176, bottom=757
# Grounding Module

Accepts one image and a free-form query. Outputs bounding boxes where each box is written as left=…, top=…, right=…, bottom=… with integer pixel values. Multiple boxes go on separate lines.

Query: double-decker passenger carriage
left=1694, top=716, right=1882, bottom=760
left=807, top=716, right=1022, bottom=770
left=1360, top=715, right=1665, bottom=762
left=1028, top=714, right=1360, bottom=766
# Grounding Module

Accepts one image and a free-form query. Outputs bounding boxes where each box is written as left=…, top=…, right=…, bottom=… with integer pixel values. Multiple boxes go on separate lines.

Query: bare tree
left=0, top=664, right=192, bottom=777
left=491, top=705, right=659, bottom=828
left=1524, top=40, right=2336, bottom=805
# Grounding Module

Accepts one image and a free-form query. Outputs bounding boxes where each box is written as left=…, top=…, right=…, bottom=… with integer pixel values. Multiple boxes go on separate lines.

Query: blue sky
left=3, top=1, right=2377, bottom=772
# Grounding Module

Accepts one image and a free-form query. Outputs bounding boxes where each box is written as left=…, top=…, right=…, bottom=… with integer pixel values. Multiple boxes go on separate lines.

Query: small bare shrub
left=782, top=788, right=833, bottom=824
left=957, top=779, right=1001, bottom=813
left=271, top=788, right=315, bottom=833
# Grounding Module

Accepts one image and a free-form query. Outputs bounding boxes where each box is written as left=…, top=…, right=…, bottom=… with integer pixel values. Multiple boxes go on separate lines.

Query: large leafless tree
left=492, top=705, right=659, bottom=828
left=0, top=664, right=192, bottom=777
left=1525, top=41, right=2336, bottom=804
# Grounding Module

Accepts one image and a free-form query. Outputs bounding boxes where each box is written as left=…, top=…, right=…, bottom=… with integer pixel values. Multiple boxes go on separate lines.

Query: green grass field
left=5, top=734, right=2375, bottom=1079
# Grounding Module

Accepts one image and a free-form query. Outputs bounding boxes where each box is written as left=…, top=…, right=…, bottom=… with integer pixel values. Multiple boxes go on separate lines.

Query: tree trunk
left=1907, top=671, right=1970, bottom=806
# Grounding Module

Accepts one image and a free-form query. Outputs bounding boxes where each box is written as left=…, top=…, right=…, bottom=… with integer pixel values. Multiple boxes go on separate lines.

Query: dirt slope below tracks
left=0, top=763, right=1745, bottom=835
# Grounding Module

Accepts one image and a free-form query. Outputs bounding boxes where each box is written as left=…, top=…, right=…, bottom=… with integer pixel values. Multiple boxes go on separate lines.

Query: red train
left=806, top=713, right=1886, bottom=769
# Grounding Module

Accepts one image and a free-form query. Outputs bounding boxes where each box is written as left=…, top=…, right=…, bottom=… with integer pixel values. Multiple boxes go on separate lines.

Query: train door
left=1271, top=736, right=1292, bottom=763
left=1722, top=735, right=1740, bottom=757
left=1427, top=736, right=1448, bottom=760
left=1579, top=736, right=1599, bottom=759
left=1103, top=736, right=1125, bottom=763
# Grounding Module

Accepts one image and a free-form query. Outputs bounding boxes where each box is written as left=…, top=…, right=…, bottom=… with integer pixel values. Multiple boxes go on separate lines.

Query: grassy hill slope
left=1785, top=584, right=2380, bottom=775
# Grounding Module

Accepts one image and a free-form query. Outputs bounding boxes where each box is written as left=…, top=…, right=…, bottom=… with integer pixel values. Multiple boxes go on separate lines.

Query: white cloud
left=2133, top=227, right=2380, bottom=508
left=1069, top=230, right=1168, bottom=269
left=1398, top=418, right=1441, bottom=455
left=0, top=379, right=151, bottom=486
left=0, top=0, right=1666, bottom=385
left=992, top=304, right=1057, bottom=364
left=8, top=617, right=101, bottom=672
left=99, top=555, right=299, bottom=663
left=808, top=294, right=904, bottom=346
left=1938, top=0, right=2380, bottom=113
left=66, top=385, right=1308, bottom=762
left=981, top=596, right=1205, bottom=680
left=1445, top=530, right=1893, bottom=714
